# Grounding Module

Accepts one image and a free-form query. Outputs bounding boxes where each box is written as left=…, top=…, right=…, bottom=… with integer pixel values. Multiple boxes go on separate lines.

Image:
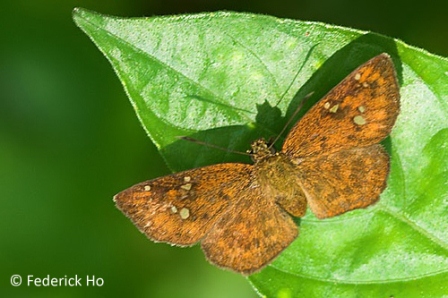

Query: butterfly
left=114, top=53, right=400, bottom=274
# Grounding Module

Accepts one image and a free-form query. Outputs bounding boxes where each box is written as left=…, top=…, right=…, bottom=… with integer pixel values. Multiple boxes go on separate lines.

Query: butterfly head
left=248, top=138, right=277, bottom=163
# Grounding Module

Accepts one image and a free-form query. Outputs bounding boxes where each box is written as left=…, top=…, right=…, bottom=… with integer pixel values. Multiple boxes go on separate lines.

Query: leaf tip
left=72, top=7, right=84, bottom=22
left=72, top=7, right=100, bottom=27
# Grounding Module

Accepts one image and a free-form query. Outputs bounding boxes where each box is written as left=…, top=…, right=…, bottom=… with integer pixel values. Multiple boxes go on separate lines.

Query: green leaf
left=73, top=8, right=448, bottom=297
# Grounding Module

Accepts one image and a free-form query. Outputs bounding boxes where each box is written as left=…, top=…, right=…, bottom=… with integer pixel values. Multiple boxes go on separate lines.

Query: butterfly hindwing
left=201, top=184, right=298, bottom=274
left=114, top=163, right=252, bottom=246
left=297, top=144, right=389, bottom=219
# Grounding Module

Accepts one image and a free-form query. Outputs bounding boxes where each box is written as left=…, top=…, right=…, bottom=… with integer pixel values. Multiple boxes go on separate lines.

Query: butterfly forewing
left=114, top=163, right=252, bottom=246
left=201, top=184, right=298, bottom=274
left=282, top=53, right=400, bottom=159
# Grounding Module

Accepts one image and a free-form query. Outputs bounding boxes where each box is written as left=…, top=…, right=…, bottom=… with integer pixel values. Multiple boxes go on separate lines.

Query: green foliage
left=74, top=8, right=448, bottom=297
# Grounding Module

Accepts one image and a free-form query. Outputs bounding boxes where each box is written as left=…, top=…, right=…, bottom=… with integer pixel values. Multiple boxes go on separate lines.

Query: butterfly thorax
left=249, top=138, right=307, bottom=217
left=249, top=138, right=297, bottom=190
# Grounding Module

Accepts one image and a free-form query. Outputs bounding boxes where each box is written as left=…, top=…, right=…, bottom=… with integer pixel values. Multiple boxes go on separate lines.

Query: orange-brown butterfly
left=114, top=53, right=400, bottom=274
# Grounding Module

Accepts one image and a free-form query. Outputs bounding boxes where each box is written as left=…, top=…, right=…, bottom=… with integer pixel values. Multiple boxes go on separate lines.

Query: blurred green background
left=1, top=0, right=447, bottom=297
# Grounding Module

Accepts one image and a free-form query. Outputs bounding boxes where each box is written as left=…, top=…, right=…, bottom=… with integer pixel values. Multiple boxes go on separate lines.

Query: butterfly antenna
left=177, top=136, right=251, bottom=156
left=268, top=92, right=314, bottom=150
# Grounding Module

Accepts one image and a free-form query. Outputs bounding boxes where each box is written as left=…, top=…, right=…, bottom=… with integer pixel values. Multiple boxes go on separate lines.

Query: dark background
left=1, top=1, right=447, bottom=297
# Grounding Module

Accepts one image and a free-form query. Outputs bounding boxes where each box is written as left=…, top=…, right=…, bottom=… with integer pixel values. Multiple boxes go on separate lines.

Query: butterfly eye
left=266, top=141, right=277, bottom=155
